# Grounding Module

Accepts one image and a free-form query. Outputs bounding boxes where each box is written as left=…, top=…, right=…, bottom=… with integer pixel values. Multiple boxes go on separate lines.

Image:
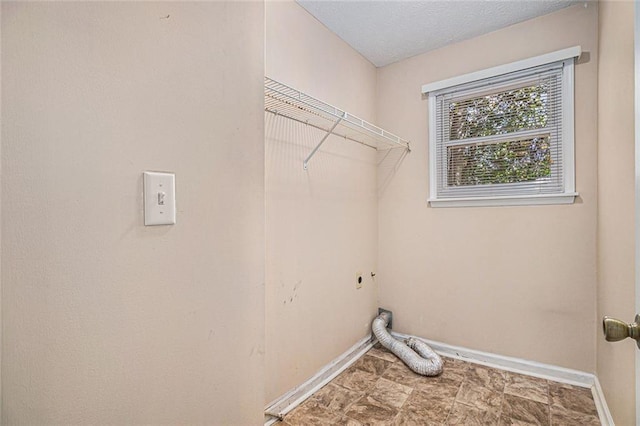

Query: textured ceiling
left=296, top=1, right=583, bottom=67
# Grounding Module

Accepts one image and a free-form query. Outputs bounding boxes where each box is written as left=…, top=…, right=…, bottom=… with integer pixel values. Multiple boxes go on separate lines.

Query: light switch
left=143, top=171, right=176, bottom=226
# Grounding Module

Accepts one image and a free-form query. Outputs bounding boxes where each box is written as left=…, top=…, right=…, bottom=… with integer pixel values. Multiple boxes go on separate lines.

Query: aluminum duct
left=372, top=311, right=443, bottom=376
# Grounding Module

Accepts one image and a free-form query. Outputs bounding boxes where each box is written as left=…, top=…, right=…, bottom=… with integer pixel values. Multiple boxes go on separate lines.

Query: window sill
left=428, top=192, right=578, bottom=208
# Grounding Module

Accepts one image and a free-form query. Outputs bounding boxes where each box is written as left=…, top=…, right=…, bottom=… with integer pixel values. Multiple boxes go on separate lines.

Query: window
left=423, top=47, right=580, bottom=207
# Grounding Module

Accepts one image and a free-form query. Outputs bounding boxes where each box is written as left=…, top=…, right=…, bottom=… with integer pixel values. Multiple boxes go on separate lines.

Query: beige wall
left=1, top=2, right=264, bottom=424
left=265, top=1, right=379, bottom=403
left=596, top=1, right=636, bottom=424
left=0, top=3, right=3, bottom=415
left=376, top=4, right=598, bottom=372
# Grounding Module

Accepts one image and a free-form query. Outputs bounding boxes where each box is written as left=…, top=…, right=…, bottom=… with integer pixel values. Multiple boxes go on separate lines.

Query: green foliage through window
left=447, top=136, right=551, bottom=186
left=445, top=83, right=553, bottom=187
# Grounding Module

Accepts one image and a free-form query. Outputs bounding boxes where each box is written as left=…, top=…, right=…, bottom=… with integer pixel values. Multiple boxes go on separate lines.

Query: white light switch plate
left=143, top=171, right=176, bottom=226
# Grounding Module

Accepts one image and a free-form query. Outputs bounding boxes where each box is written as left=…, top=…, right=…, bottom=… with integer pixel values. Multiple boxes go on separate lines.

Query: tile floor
left=279, top=344, right=601, bottom=425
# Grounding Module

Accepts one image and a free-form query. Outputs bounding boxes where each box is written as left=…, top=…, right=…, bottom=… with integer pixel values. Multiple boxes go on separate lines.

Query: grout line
left=498, top=392, right=506, bottom=425
left=330, top=380, right=362, bottom=415
left=443, top=370, right=465, bottom=424
left=444, top=397, right=456, bottom=424
left=496, top=373, right=506, bottom=425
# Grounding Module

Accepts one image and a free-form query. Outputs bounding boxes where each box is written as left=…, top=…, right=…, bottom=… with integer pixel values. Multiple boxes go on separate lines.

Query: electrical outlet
left=356, top=272, right=363, bottom=289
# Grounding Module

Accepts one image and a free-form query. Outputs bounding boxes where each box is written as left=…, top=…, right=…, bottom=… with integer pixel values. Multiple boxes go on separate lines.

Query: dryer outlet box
left=378, top=308, right=393, bottom=329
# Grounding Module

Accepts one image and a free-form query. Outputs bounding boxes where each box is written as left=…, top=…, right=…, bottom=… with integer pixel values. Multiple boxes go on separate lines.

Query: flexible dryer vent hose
left=372, top=312, right=443, bottom=376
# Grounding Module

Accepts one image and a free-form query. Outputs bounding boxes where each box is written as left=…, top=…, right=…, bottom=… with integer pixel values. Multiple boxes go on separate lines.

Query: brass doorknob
left=603, top=315, right=640, bottom=348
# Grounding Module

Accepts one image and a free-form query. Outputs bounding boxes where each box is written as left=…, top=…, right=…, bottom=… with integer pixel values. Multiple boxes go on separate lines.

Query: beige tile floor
left=279, top=345, right=601, bottom=425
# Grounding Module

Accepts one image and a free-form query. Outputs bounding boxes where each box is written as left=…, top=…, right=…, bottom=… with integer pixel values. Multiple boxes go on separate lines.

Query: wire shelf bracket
left=303, top=112, right=346, bottom=170
left=265, top=77, right=411, bottom=169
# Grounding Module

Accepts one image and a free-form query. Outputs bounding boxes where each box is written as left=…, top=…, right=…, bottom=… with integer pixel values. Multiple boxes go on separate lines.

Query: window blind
left=433, top=62, right=566, bottom=200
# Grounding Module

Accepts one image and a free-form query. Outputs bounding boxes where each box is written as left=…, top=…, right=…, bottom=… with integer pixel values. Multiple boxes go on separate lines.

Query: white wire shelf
left=265, top=77, right=411, bottom=169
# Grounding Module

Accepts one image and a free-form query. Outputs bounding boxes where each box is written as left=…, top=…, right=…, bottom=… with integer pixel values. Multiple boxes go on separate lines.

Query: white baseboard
left=390, top=331, right=593, bottom=387
left=593, top=376, right=615, bottom=426
left=263, top=330, right=614, bottom=426
left=391, top=331, right=613, bottom=425
left=263, top=335, right=374, bottom=425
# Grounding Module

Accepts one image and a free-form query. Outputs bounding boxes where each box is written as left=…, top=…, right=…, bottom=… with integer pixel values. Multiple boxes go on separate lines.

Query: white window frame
left=422, top=46, right=581, bottom=208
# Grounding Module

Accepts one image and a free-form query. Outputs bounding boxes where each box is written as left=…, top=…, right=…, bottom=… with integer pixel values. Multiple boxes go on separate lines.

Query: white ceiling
left=296, top=0, right=583, bottom=67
